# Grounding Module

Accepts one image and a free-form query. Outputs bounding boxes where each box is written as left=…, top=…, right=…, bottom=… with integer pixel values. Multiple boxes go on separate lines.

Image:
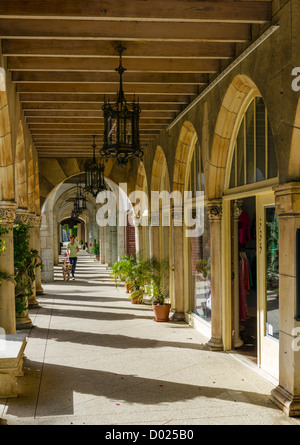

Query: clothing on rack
left=238, top=211, right=251, bottom=248
left=239, top=251, right=251, bottom=321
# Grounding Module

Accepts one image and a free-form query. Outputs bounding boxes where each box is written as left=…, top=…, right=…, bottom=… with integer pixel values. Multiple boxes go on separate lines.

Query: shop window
left=229, top=97, right=278, bottom=189
left=266, top=206, right=279, bottom=340
left=186, top=141, right=211, bottom=322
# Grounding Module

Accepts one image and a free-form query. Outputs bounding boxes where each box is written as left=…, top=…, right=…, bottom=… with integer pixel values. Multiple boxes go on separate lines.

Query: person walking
left=67, top=235, right=79, bottom=280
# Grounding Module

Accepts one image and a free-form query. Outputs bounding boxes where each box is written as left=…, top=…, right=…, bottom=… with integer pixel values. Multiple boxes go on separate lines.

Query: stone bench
left=0, top=333, right=27, bottom=398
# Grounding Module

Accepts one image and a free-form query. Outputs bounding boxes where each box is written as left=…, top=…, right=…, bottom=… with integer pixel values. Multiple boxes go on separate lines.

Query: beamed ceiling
left=0, top=0, right=272, bottom=158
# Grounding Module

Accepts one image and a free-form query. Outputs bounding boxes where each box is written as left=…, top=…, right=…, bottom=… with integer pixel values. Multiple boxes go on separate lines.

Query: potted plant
left=146, top=257, right=171, bottom=322
left=128, top=258, right=150, bottom=304
left=13, top=223, right=43, bottom=329
left=111, top=255, right=133, bottom=292
left=92, top=241, right=100, bottom=260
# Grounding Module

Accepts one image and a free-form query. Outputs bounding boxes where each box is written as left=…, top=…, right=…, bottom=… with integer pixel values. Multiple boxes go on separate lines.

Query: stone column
left=105, top=225, right=112, bottom=265
left=99, top=225, right=106, bottom=264
left=271, top=183, right=300, bottom=416
left=206, top=200, right=223, bottom=351
left=0, top=201, right=16, bottom=334
left=117, top=225, right=126, bottom=261
left=15, top=209, right=33, bottom=329
left=35, top=217, right=44, bottom=295
left=28, top=214, right=42, bottom=308
left=171, top=207, right=185, bottom=321
left=136, top=225, right=143, bottom=258
left=233, top=200, right=244, bottom=348
left=40, top=209, right=54, bottom=282
left=150, top=211, right=160, bottom=259
left=111, top=226, right=118, bottom=264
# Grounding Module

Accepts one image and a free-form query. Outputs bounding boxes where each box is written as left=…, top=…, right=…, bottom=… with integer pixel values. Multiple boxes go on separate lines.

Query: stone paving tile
left=1, top=250, right=300, bottom=426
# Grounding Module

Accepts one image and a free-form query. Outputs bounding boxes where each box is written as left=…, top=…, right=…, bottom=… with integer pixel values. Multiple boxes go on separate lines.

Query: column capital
left=15, top=208, right=30, bottom=225
left=206, top=199, right=222, bottom=221
left=274, top=182, right=300, bottom=217
left=0, top=201, right=17, bottom=225
left=28, top=214, right=42, bottom=228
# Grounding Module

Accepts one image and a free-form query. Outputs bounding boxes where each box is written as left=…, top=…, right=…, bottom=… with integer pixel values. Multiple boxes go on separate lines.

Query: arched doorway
left=220, top=84, right=279, bottom=380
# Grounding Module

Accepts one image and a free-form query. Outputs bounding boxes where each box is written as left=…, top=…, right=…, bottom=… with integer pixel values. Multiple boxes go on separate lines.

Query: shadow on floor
left=25, top=326, right=209, bottom=351
left=29, top=306, right=151, bottom=322
left=5, top=358, right=276, bottom=419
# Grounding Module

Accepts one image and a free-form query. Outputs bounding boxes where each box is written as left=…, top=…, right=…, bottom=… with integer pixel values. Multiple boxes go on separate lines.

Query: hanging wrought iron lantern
left=71, top=198, right=80, bottom=219
left=74, top=183, right=87, bottom=213
left=100, top=45, right=143, bottom=166
left=84, top=135, right=106, bottom=197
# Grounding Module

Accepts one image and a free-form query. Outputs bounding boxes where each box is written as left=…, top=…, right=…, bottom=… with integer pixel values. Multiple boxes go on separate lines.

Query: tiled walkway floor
left=1, top=250, right=299, bottom=425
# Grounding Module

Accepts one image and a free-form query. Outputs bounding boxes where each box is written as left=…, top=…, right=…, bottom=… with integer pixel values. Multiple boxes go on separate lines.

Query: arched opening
left=219, top=77, right=279, bottom=380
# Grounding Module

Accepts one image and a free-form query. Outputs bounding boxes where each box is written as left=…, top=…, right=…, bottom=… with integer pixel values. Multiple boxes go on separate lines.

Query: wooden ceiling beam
left=30, top=129, right=159, bottom=134
left=0, top=19, right=251, bottom=42
left=11, top=71, right=209, bottom=85
left=22, top=102, right=183, bottom=111
left=26, top=117, right=171, bottom=124
left=2, top=39, right=235, bottom=58
left=19, top=93, right=193, bottom=103
left=7, top=56, right=220, bottom=73
left=24, top=110, right=176, bottom=118
left=16, top=83, right=200, bottom=95
left=0, top=1, right=272, bottom=24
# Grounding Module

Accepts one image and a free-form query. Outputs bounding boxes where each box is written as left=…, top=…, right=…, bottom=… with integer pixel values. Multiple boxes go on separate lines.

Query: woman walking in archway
left=67, top=235, right=79, bottom=280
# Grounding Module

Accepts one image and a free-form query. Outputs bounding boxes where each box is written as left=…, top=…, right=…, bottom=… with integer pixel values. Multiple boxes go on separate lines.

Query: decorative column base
left=170, top=311, right=185, bottom=322
left=271, top=386, right=300, bottom=417
left=207, top=336, right=223, bottom=351
left=16, top=316, right=33, bottom=330
left=28, top=296, right=39, bottom=308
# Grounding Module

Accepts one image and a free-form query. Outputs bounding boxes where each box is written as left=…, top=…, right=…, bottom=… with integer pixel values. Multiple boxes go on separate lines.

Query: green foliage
left=91, top=241, right=100, bottom=256
left=13, top=223, right=43, bottom=314
left=110, top=255, right=134, bottom=287
left=0, top=222, right=9, bottom=255
left=195, top=258, right=210, bottom=280
left=111, top=253, right=151, bottom=302
left=0, top=220, right=12, bottom=285
left=145, top=257, right=170, bottom=305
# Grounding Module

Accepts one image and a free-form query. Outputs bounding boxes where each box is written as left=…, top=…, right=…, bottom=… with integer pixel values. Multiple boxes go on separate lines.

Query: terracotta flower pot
left=152, top=303, right=171, bottom=322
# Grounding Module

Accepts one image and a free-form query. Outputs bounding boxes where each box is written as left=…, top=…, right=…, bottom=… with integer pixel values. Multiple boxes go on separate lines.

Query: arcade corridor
left=0, top=250, right=299, bottom=425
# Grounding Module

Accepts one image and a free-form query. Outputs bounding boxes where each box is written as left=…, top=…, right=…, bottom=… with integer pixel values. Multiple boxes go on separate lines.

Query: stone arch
left=151, top=145, right=170, bottom=193
left=15, top=121, right=28, bottom=209
left=0, top=68, right=14, bottom=201
left=207, top=74, right=262, bottom=199
left=173, top=121, right=198, bottom=193
left=136, top=161, right=148, bottom=194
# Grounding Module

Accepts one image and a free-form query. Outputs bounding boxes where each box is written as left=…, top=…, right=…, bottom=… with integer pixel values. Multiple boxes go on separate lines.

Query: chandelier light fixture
left=100, top=44, right=143, bottom=166
left=84, top=135, right=106, bottom=197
